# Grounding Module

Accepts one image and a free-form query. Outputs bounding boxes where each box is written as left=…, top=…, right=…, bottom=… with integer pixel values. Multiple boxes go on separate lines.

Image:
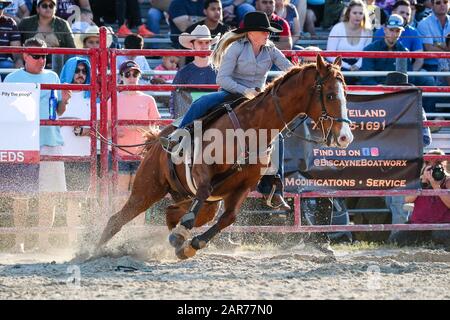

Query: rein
left=90, top=126, right=156, bottom=156
left=270, top=67, right=351, bottom=145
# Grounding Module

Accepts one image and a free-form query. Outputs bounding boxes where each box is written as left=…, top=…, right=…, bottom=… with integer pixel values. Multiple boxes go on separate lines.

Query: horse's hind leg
left=176, top=189, right=249, bottom=259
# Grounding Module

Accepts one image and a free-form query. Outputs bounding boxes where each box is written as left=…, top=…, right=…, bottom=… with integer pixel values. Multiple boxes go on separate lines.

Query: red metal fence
left=1, top=26, right=450, bottom=237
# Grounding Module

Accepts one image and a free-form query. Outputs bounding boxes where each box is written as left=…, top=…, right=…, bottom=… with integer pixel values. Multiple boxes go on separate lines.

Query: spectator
left=184, top=0, right=230, bottom=63
left=360, top=14, right=411, bottom=85
left=304, top=0, right=324, bottom=36
left=0, top=0, right=22, bottom=71
left=59, top=56, right=94, bottom=191
left=116, top=0, right=154, bottom=37
left=2, top=0, right=30, bottom=24
left=161, top=12, right=293, bottom=210
left=169, top=24, right=218, bottom=118
left=168, top=0, right=206, bottom=48
left=437, top=32, right=450, bottom=85
left=116, top=33, right=152, bottom=83
left=417, top=0, right=450, bottom=72
left=152, top=55, right=180, bottom=83
left=289, top=0, right=307, bottom=34
left=147, top=0, right=171, bottom=36
left=18, top=0, right=76, bottom=69
left=109, top=60, right=160, bottom=192
left=376, top=0, right=396, bottom=14
left=90, top=0, right=116, bottom=25
left=366, top=0, right=387, bottom=29
left=374, top=0, right=435, bottom=87
left=185, top=0, right=230, bottom=38
left=389, top=149, right=450, bottom=249
left=414, top=0, right=432, bottom=23
left=54, top=0, right=91, bottom=21
left=326, top=0, right=372, bottom=80
left=275, top=0, right=300, bottom=43
left=70, top=7, right=94, bottom=33
left=74, top=24, right=112, bottom=49
left=221, top=0, right=255, bottom=27
left=254, top=0, right=292, bottom=49
left=4, top=38, right=72, bottom=250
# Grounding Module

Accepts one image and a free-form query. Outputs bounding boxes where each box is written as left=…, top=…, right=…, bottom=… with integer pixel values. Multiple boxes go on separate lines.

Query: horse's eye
left=327, top=94, right=335, bottom=100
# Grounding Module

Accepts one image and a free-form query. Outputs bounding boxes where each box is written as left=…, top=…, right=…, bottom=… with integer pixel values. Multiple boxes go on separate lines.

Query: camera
left=432, top=164, right=446, bottom=182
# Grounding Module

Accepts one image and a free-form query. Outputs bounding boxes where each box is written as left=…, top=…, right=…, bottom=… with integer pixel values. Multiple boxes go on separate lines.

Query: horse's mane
left=242, top=61, right=345, bottom=109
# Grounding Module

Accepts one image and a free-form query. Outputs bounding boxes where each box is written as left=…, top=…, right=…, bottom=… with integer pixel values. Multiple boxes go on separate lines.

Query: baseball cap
left=37, top=0, right=56, bottom=6
left=119, top=60, right=141, bottom=75
left=386, top=14, right=405, bottom=30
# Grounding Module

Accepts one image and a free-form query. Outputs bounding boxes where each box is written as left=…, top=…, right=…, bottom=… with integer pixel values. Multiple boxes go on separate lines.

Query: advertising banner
left=284, top=89, right=423, bottom=192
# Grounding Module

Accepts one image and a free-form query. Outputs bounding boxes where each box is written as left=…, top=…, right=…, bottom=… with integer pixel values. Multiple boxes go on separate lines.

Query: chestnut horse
left=97, top=54, right=354, bottom=259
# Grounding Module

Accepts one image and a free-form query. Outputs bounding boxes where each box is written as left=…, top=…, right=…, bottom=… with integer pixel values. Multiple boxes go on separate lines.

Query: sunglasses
left=29, top=54, right=47, bottom=60
left=75, top=67, right=87, bottom=75
left=0, top=3, right=12, bottom=10
left=435, top=0, right=449, bottom=4
left=40, top=3, right=55, bottom=9
left=124, top=70, right=140, bottom=78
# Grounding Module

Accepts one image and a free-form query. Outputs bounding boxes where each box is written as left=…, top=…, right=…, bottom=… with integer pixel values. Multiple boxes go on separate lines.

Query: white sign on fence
left=0, top=83, right=40, bottom=164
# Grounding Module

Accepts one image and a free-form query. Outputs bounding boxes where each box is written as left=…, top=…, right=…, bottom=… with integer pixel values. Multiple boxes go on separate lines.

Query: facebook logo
left=362, top=148, right=370, bottom=156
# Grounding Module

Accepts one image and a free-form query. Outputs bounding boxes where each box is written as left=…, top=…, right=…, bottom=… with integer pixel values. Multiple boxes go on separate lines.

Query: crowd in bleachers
left=1, top=0, right=450, bottom=252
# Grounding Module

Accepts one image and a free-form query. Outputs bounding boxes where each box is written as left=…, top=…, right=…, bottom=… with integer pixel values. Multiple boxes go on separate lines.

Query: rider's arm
left=271, top=45, right=293, bottom=71
left=216, top=42, right=250, bottom=94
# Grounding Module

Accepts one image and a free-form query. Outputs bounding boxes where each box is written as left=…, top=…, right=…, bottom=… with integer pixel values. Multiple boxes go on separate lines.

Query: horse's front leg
left=181, top=188, right=250, bottom=257
left=169, top=169, right=213, bottom=252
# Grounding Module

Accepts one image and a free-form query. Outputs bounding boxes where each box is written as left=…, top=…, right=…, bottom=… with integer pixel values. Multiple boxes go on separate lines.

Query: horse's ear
left=334, top=56, right=342, bottom=67
left=316, top=53, right=327, bottom=74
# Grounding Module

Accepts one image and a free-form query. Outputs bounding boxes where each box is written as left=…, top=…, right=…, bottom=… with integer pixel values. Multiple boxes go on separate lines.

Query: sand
left=1, top=228, right=450, bottom=300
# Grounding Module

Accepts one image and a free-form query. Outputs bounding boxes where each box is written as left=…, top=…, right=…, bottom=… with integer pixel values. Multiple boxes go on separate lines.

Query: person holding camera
left=389, top=149, right=450, bottom=248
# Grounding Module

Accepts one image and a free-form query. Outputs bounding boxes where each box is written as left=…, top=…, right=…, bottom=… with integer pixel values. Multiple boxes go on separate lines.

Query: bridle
left=271, top=67, right=352, bottom=145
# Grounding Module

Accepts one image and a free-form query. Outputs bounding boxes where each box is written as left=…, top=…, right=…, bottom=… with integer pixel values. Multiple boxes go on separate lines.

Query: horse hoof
left=168, top=225, right=191, bottom=248
left=175, top=241, right=197, bottom=260
left=168, top=233, right=185, bottom=248
left=191, top=237, right=207, bottom=250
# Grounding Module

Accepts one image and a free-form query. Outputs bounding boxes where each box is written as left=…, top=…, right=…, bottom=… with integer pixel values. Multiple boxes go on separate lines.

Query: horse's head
left=307, top=54, right=353, bottom=148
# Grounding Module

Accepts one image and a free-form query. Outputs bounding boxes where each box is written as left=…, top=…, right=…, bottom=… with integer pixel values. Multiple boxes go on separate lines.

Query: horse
left=97, top=54, right=354, bottom=259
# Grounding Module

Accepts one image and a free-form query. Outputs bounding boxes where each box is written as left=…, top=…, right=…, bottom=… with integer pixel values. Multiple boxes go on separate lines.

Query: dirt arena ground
left=1, top=228, right=450, bottom=300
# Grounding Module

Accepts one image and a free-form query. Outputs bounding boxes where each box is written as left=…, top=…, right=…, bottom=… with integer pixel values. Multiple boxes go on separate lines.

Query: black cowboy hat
left=233, top=11, right=283, bottom=34
left=384, top=71, right=412, bottom=86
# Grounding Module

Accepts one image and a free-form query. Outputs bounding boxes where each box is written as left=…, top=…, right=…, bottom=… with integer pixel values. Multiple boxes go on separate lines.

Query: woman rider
left=161, top=11, right=293, bottom=210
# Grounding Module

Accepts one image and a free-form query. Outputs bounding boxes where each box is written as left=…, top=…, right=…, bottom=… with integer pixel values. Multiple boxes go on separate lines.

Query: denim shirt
left=417, top=13, right=450, bottom=66
left=360, top=39, right=410, bottom=85
left=217, top=38, right=293, bottom=95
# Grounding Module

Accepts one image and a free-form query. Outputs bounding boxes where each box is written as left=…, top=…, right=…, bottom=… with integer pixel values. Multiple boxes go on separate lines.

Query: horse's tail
left=139, top=126, right=162, bottom=155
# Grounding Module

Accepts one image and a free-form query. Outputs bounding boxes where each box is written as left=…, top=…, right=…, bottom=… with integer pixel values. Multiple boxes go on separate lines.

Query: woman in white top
left=326, top=0, right=372, bottom=75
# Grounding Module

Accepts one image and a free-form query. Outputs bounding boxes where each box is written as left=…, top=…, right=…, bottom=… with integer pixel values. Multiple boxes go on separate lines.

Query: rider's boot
left=263, top=175, right=291, bottom=211
left=269, top=194, right=291, bottom=211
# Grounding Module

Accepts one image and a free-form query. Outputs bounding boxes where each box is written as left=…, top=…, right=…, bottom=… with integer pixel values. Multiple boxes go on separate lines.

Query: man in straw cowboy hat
left=168, top=24, right=219, bottom=118
left=74, top=24, right=113, bottom=49
left=161, top=11, right=293, bottom=210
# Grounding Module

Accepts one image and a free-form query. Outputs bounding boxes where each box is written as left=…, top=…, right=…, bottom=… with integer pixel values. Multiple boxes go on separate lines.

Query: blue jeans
left=257, top=134, right=285, bottom=196
left=179, top=90, right=232, bottom=127
left=147, top=8, right=164, bottom=34
left=410, top=71, right=437, bottom=112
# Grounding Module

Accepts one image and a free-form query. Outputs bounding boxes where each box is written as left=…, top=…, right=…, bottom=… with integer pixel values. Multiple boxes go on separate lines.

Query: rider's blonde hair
left=210, top=30, right=247, bottom=70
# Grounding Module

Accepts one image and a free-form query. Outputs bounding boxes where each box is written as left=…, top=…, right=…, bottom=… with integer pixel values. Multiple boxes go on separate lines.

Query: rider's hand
left=244, top=88, right=259, bottom=99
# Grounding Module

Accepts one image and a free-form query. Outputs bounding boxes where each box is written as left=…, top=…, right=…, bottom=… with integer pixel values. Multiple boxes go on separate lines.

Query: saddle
left=183, top=93, right=248, bottom=133
left=167, top=93, right=249, bottom=201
